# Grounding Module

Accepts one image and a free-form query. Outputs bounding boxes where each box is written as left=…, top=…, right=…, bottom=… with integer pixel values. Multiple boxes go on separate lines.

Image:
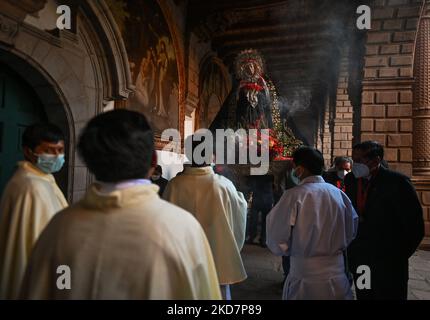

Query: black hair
left=292, top=146, right=325, bottom=175
left=334, top=156, right=353, bottom=167
left=155, top=165, right=162, bottom=173
left=353, top=141, right=384, bottom=161
left=22, top=123, right=65, bottom=150
left=78, top=109, right=154, bottom=182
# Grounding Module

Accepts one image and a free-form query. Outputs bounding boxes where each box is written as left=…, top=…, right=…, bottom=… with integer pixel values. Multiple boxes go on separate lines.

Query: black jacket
left=344, top=166, right=424, bottom=261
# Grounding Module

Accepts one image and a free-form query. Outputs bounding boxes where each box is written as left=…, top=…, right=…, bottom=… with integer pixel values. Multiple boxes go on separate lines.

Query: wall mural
left=198, top=57, right=231, bottom=129
left=107, top=0, right=180, bottom=134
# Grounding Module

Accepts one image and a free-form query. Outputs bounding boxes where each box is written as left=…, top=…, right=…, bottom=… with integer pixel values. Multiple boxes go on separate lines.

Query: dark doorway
left=0, top=63, right=49, bottom=195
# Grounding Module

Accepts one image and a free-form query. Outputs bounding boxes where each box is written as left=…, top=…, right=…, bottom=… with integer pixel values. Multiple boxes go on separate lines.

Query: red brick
left=387, top=105, right=412, bottom=117
left=374, top=8, right=395, bottom=19
left=388, top=0, right=409, bottom=5
left=379, top=68, right=399, bottom=77
left=361, top=119, right=374, bottom=131
left=375, top=119, right=399, bottom=132
left=400, top=119, right=413, bottom=132
left=364, top=69, right=378, bottom=78
left=406, top=18, right=419, bottom=30
left=383, top=20, right=403, bottom=30
left=399, top=148, right=412, bottom=162
left=401, top=44, right=414, bottom=53
left=380, top=44, right=400, bottom=54
left=387, top=134, right=413, bottom=147
left=376, top=91, right=398, bottom=103
left=341, top=141, right=352, bottom=149
left=400, top=91, right=413, bottom=103
left=385, top=148, right=399, bottom=161
left=393, top=31, right=416, bottom=42
left=334, top=133, right=348, bottom=141
left=362, top=91, right=374, bottom=103
left=422, top=192, right=430, bottom=206
left=365, top=57, right=389, bottom=67
left=390, top=56, right=413, bottom=66
left=366, top=45, right=379, bottom=55
left=362, top=105, right=386, bottom=118
left=425, top=222, right=430, bottom=236
left=400, top=67, right=413, bottom=77
left=390, top=163, right=412, bottom=177
left=372, top=20, right=383, bottom=30
left=361, top=133, right=386, bottom=146
left=367, top=32, right=391, bottom=44
left=340, top=126, right=353, bottom=133
left=343, top=113, right=353, bottom=119
left=397, top=6, right=421, bottom=18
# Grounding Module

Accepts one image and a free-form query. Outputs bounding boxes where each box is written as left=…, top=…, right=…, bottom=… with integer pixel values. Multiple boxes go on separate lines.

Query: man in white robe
left=20, top=110, right=221, bottom=300
left=266, top=146, right=358, bottom=300
left=163, top=135, right=248, bottom=299
left=0, top=124, right=68, bottom=300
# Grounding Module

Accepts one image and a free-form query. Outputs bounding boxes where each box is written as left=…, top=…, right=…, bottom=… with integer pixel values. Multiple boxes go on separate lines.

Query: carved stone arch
left=0, top=48, right=75, bottom=199
left=0, top=0, right=136, bottom=200
left=79, top=0, right=134, bottom=101
left=196, top=53, right=232, bottom=129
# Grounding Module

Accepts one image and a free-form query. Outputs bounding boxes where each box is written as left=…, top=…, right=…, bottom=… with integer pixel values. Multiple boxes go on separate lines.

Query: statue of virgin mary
left=210, top=49, right=274, bottom=131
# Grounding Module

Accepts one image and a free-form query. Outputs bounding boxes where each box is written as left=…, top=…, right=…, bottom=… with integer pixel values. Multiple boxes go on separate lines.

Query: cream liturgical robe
left=0, top=161, right=68, bottom=300
left=267, top=176, right=358, bottom=300
left=20, top=183, right=221, bottom=300
left=163, top=166, right=247, bottom=285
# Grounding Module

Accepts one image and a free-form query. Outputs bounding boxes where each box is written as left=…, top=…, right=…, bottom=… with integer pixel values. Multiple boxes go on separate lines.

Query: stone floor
left=232, top=245, right=430, bottom=300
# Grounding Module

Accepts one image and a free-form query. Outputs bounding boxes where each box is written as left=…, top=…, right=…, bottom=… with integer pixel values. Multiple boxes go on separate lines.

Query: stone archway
left=0, top=0, right=133, bottom=201
left=0, top=49, right=74, bottom=198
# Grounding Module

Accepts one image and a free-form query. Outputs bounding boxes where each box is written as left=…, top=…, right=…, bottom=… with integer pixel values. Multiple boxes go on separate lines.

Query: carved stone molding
left=0, top=13, right=18, bottom=46
left=0, top=0, right=47, bottom=21
left=413, top=13, right=430, bottom=176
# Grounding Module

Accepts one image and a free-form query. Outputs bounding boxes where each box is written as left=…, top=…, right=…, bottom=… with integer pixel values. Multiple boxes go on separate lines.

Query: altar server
left=0, top=124, right=68, bottom=300
left=267, top=146, right=358, bottom=300
left=20, top=110, right=221, bottom=300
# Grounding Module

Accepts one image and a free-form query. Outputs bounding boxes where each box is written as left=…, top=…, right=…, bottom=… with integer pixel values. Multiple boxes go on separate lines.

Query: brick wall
left=333, top=57, right=354, bottom=159
left=361, top=0, right=421, bottom=177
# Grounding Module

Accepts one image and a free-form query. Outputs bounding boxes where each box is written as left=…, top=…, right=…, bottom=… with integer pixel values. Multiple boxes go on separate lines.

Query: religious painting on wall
left=106, top=0, right=180, bottom=135
left=198, top=57, right=231, bottom=129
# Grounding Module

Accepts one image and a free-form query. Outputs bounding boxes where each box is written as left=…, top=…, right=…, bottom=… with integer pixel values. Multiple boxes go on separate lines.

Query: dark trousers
left=282, top=256, right=290, bottom=278
left=349, top=255, right=409, bottom=300
left=248, top=199, right=272, bottom=244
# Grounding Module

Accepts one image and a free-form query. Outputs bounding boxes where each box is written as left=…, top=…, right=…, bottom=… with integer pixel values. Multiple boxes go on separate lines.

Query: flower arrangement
left=247, top=119, right=301, bottom=161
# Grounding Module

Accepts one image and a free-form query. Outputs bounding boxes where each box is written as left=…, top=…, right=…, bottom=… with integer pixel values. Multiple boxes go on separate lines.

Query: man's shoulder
left=2, top=171, right=50, bottom=199
left=371, top=167, right=410, bottom=188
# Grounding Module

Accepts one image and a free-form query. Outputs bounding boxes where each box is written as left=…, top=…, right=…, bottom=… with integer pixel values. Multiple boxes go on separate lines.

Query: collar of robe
left=183, top=166, right=214, bottom=175
left=299, top=175, right=325, bottom=185
left=83, top=183, right=160, bottom=209
left=19, top=161, right=55, bottom=182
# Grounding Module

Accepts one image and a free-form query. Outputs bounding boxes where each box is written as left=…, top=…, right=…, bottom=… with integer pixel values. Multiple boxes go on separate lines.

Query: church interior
left=1, top=0, right=430, bottom=300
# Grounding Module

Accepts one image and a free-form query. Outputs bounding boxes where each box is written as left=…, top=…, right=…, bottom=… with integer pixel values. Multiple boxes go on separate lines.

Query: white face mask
left=337, top=170, right=348, bottom=179
left=152, top=174, right=161, bottom=181
left=352, top=163, right=370, bottom=178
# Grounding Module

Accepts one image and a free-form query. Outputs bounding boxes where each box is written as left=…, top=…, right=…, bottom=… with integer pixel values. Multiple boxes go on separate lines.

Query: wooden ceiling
left=187, top=0, right=362, bottom=95
left=186, top=0, right=365, bottom=143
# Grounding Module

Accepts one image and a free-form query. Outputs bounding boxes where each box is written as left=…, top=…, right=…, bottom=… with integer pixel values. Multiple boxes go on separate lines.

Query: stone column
left=412, top=3, right=430, bottom=244
left=413, top=5, right=430, bottom=176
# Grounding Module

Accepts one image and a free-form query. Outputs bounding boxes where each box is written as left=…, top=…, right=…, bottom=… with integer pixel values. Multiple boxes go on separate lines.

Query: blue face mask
left=35, top=154, right=65, bottom=174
